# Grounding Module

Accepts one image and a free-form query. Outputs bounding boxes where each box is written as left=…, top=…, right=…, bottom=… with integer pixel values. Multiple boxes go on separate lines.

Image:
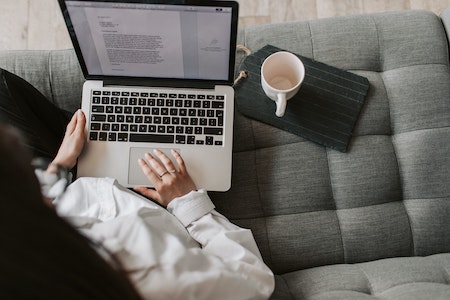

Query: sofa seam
left=403, top=196, right=450, bottom=202
left=233, top=25, right=270, bottom=215
left=251, top=118, right=276, bottom=271
left=356, top=265, right=376, bottom=296
left=307, top=20, right=315, bottom=60
left=381, top=62, right=449, bottom=72
left=279, top=274, right=295, bottom=300
left=46, top=51, right=56, bottom=104
left=390, top=133, right=416, bottom=256
left=234, top=139, right=314, bottom=153
left=227, top=195, right=450, bottom=221
left=325, top=148, right=347, bottom=264
left=380, top=281, right=450, bottom=296
left=430, top=254, right=450, bottom=284
left=392, top=125, right=450, bottom=136
left=372, top=15, right=383, bottom=72
left=239, top=30, right=274, bottom=270
left=233, top=124, right=450, bottom=155
left=353, top=126, right=450, bottom=138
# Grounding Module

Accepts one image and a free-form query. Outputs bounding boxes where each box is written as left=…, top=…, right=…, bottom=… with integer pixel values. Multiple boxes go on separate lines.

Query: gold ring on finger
left=159, top=171, right=169, bottom=178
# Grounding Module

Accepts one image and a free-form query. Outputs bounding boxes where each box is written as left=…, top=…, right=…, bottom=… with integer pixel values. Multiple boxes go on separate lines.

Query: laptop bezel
left=58, top=0, right=239, bottom=88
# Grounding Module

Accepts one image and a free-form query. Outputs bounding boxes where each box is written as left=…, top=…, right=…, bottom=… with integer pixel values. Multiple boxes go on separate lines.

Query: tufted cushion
left=282, top=254, right=450, bottom=299
left=1, top=8, right=449, bottom=300
left=210, top=9, right=450, bottom=299
left=0, top=49, right=83, bottom=113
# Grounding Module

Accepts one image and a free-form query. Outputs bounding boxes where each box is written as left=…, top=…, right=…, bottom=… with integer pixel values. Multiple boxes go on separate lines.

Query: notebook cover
left=234, top=45, right=370, bottom=152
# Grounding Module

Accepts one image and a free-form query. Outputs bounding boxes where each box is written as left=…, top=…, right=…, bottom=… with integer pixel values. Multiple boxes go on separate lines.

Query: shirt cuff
left=167, top=189, right=215, bottom=227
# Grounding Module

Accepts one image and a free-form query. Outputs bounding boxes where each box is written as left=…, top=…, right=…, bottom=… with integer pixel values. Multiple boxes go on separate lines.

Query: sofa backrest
left=0, top=9, right=449, bottom=276
left=211, top=10, right=450, bottom=275
left=0, top=49, right=83, bottom=114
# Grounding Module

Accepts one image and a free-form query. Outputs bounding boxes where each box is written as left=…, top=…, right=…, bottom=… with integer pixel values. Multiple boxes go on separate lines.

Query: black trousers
left=0, top=68, right=72, bottom=160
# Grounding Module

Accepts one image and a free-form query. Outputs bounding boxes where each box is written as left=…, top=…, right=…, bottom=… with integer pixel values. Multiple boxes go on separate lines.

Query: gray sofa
left=1, top=7, right=450, bottom=300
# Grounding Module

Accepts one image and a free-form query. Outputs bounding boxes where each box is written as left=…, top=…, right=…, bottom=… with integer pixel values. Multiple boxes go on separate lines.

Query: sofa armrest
left=441, top=6, right=450, bottom=52
left=0, top=49, right=84, bottom=113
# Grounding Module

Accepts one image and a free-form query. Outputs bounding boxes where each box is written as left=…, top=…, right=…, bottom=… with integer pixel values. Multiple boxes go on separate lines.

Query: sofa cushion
left=0, top=49, right=83, bottom=113
left=275, top=254, right=450, bottom=299
left=211, top=8, right=450, bottom=283
left=1, top=7, right=449, bottom=300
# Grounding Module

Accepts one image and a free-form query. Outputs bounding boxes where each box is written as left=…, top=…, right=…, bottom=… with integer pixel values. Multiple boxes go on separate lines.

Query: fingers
left=133, top=186, right=161, bottom=202
left=144, top=149, right=180, bottom=178
left=51, top=110, right=87, bottom=170
left=144, top=152, right=168, bottom=179
left=75, top=110, right=86, bottom=132
left=171, top=149, right=187, bottom=174
left=153, top=149, right=177, bottom=173
left=136, top=149, right=196, bottom=207
left=138, top=157, right=160, bottom=184
left=66, top=109, right=86, bottom=136
left=65, top=110, right=78, bottom=134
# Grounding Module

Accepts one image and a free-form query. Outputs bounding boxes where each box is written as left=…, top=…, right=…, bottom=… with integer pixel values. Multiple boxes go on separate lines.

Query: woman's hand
left=50, top=109, right=86, bottom=170
left=134, top=149, right=197, bottom=207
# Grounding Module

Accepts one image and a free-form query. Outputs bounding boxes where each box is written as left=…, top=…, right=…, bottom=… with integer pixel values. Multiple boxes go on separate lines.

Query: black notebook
left=234, top=45, right=370, bottom=152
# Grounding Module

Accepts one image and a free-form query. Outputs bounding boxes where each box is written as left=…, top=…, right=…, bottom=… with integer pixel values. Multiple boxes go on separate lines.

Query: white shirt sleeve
left=163, top=189, right=275, bottom=300
left=54, top=178, right=275, bottom=300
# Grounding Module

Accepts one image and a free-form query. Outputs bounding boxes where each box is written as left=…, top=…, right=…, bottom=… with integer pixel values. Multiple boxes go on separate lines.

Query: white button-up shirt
left=53, top=177, right=275, bottom=300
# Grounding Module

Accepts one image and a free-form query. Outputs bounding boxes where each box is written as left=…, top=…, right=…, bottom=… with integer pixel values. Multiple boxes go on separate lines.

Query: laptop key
left=212, top=101, right=224, bottom=108
left=204, top=128, right=223, bottom=135
left=130, top=133, right=174, bottom=143
left=176, top=135, right=186, bottom=144
left=187, top=136, right=195, bottom=144
left=99, top=132, right=107, bottom=141
left=91, top=114, right=106, bottom=122
left=91, top=88, right=226, bottom=147
left=89, top=132, right=98, bottom=140
left=92, top=105, right=104, bottom=113
left=118, top=133, right=128, bottom=142
left=102, top=123, right=111, bottom=131
left=91, top=123, right=101, bottom=131
left=206, top=136, right=214, bottom=145
left=108, top=133, right=117, bottom=141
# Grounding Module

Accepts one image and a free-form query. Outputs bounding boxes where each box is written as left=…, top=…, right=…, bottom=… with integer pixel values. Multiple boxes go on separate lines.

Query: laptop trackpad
left=128, top=147, right=180, bottom=186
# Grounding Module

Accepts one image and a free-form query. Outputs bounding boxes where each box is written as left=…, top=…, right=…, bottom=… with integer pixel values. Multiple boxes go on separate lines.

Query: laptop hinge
left=102, top=77, right=217, bottom=90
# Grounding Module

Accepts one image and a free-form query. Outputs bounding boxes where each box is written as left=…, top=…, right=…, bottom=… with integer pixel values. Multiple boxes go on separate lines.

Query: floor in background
left=1, top=0, right=450, bottom=50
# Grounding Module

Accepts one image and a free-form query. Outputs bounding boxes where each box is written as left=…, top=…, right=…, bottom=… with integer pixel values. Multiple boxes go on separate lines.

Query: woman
left=0, top=69, right=275, bottom=299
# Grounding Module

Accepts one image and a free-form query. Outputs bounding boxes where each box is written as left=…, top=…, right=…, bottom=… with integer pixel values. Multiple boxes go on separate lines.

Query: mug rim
left=261, top=51, right=305, bottom=93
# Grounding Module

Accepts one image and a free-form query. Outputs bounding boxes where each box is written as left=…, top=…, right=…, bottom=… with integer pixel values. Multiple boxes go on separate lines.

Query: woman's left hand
left=134, top=149, right=197, bottom=207
left=51, top=109, right=86, bottom=170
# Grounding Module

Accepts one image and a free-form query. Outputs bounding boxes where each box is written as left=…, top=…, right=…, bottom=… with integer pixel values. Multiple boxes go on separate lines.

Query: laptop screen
left=60, top=0, right=238, bottom=84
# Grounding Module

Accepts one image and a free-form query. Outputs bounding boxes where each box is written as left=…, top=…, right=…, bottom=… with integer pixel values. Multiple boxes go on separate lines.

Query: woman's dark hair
left=0, top=126, right=143, bottom=299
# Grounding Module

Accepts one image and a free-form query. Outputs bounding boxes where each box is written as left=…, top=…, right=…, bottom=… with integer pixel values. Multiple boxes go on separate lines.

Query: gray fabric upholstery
left=283, top=254, right=450, bottom=300
left=0, top=49, right=83, bottom=113
left=218, top=9, right=450, bottom=299
left=1, top=7, right=450, bottom=300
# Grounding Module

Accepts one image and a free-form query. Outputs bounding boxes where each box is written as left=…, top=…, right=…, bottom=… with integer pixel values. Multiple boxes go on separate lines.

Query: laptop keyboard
left=88, top=89, right=226, bottom=146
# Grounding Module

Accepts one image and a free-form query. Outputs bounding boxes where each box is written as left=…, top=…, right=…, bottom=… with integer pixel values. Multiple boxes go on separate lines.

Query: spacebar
left=130, top=133, right=174, bottom=143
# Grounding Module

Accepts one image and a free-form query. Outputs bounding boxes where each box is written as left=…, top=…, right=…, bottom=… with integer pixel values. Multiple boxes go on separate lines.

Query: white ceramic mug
left=261, top=51, right=305, bottom=117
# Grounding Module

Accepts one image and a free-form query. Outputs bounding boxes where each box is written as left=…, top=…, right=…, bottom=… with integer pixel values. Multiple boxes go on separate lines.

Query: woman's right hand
left=133, top=149, right=197, bottom=207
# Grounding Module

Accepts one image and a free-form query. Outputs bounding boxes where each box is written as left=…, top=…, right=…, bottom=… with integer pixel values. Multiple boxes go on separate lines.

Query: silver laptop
left=59, top=0, right=239, bottom=191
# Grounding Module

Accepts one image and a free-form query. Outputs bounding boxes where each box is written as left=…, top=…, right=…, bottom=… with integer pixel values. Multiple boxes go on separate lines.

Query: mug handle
left=275, top=93, right=287, bottom=117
